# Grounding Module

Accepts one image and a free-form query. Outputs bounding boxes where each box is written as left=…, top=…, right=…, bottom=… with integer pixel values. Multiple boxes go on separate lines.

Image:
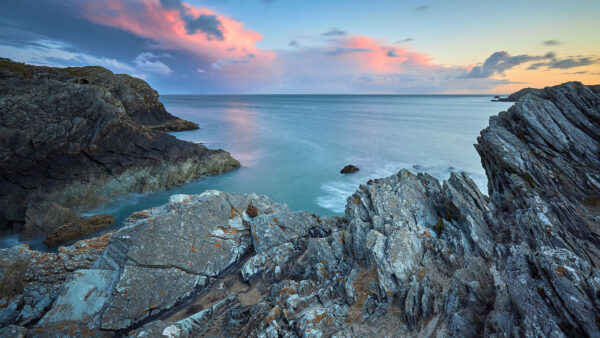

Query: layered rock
left=0, top=59, right=240, bottom=234
left=2, top=81, right=599, bottom=337
left=0, top=233, right=112, bottom=331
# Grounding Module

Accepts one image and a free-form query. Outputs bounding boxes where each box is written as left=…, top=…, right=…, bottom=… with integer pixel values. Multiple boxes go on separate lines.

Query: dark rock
left=493, top=86, right=546, bottom=102
left=0, top=59, right=240, bottom=234
left=44, top=214, right=115, bottom=247
left=340, top=164, right=360, bottom=174
left=21, top=202, right=81, bottom=239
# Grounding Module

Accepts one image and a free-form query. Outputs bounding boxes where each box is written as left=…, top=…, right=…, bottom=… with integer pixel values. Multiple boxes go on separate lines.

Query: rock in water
left=0, top=59, right=240, bottom=234
left=44, top=214, right=115, bottom=247
left=340, top=164, right=360, bottom=174
left=4, top=82, right=600, bottom=337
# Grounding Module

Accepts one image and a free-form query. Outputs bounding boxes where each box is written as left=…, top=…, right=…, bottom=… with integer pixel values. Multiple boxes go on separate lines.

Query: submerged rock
left=340, top=164, right=360, bottom=174
left=0, top=59, right=240, bottom=234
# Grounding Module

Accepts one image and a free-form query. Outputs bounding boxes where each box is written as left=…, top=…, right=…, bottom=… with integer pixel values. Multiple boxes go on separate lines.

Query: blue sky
left=1, top=0, right=598, bottom=93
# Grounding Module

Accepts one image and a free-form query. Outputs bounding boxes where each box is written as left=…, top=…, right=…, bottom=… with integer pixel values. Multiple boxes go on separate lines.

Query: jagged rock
left=0, top=233, right=112, bottom=329
left=0, top=59, right=239, bottom=234
left=44, top=214, right=114, bottom=247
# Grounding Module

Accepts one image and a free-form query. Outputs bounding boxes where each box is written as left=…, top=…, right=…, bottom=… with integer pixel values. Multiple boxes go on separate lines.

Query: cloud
left=528, top=56, right=597, bottom=70
left=0, top=39, right=175, bottom=79
left=322, top=28, right=347, bottom=36
left=542, top=40, right=562, bottom=46
left=415, top=5, right=430, bottom=11
left=133, top=52, right=173, bottom=75
left=80, top=0, right=276, bottom=87
left=394, top=38, right=413, bottom=44
left=325, top=47, right=371, bottom=56
left=387, top=49, right=401, bottom=57
left=184, top=14, right=223, bottom=40
left=562, top=71, right=587, bottom=75
left=460, top=51, right=554, bottom=78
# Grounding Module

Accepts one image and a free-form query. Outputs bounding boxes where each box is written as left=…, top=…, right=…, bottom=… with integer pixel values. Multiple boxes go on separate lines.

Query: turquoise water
left=0, top=95, right=511, bottom=250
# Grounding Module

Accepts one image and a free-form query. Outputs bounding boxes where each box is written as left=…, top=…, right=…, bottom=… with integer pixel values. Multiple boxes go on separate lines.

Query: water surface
left=0, top=95, right=512, bottom=250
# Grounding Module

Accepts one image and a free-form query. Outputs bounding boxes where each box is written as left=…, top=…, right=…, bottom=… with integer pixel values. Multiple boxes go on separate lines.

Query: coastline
left=1, top=82, right=599, bottom=336
left=0, top=59, right=240, bottom=242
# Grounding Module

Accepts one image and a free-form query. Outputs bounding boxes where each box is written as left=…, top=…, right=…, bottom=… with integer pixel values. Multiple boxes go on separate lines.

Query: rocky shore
left=0, top=59, right=240, bottom=236
left=1, top=81, right=599, bottom=337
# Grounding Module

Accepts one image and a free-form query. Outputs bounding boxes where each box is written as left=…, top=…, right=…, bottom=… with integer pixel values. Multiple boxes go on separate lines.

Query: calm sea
left=1, top=95, right=512, bottom=250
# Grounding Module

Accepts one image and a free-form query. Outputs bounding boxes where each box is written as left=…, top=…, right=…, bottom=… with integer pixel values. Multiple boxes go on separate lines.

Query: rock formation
left=0, top=59, right=240, bottom=235
left=340, top=165, right=360, bottom=174
left=1, top=81, right=599, bottom=337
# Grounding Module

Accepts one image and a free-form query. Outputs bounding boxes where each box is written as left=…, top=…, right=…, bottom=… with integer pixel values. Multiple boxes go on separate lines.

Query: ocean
left=0, top=95, right=512, bottom=250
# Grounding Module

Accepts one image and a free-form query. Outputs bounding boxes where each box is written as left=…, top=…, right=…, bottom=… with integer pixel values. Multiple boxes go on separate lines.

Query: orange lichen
left=214, top=243, right=221, bottom=248
left=555, top=266, right=568, bottom=277
left=416, top=268, right=427, bottom=282
left=190, top=248, right=197, bottom=253
left=312, top=312, right=327, bottom=324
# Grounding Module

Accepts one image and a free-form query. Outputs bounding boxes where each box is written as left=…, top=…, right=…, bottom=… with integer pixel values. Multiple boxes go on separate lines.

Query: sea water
left=0, top=95, right=512, bottom=250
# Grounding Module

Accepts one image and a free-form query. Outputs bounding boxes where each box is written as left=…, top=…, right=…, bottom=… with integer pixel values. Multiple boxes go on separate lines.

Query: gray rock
left=0, top=303, right=19, bottom=327
left=36, top=269, right=118, bottom=333
left=0, top=59, right=239, bottom=234
left=0, top=325, right=27, bottom=338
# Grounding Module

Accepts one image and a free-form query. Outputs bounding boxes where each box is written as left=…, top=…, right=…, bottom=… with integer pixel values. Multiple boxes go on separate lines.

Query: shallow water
left=2, top=95, right=511, bottom=250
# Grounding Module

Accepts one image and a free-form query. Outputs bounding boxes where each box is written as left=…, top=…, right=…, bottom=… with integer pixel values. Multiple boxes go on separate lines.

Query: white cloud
left=0, top=39, right=172, bottom=79
left=133, top=52, right=173, bottom=75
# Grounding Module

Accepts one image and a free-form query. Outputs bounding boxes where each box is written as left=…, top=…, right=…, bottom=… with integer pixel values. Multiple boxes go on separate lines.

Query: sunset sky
left=1, top=0, right=599, bottom=94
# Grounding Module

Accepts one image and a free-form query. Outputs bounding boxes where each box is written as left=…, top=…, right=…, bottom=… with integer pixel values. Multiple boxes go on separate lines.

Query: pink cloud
left=81, top=0, right=276, bottom=85
left=326, top=35, right=435, bottom=74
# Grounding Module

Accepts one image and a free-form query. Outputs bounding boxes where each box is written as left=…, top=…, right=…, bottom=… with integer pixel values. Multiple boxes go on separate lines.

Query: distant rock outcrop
left=492, top=86, right=546, bottom=102
left=2, top=82, right=600, bottom=337
left=0, top=59, right=240, bottom=235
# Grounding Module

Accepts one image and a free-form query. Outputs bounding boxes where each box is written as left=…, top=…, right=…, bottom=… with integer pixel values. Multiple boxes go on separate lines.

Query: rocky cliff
left=1, top=82, right=599, bottom=337
left=0, top=59, right=240, bottom=235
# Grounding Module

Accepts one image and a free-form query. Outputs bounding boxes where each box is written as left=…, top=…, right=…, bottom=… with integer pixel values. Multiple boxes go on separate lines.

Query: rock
left=0, top=233, right=112, bottom=328
left=0, top=325, right=27, bottom=338
left=35, top=269, right=119, bottom=335
left=21, top=202, right=80, bottom=239
left=44, top=214, right=114, bottom=247
left=493, top=86, right=545, bottom=102
left=145, top=118, right=199, bottom=132
left=0, top=59, right=240, bottom=234
left=0, top=303, right=19, bottom=327
left=340, top=164, right=360, bottom=174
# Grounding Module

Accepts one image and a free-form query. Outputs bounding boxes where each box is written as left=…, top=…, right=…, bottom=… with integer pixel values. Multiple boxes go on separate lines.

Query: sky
left=1, top=0, right=599, bottom=94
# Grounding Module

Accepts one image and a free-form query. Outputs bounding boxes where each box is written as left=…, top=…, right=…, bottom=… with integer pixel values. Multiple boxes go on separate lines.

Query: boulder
left=21, top=202, right=80, bottom=239
left=44, top=214, right=114, bottom=247
left=340, top=164, right=360, bottom=174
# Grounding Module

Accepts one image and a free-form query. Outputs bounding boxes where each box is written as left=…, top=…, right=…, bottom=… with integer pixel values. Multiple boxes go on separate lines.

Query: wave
left=316, top=161, right=489, bottom=214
